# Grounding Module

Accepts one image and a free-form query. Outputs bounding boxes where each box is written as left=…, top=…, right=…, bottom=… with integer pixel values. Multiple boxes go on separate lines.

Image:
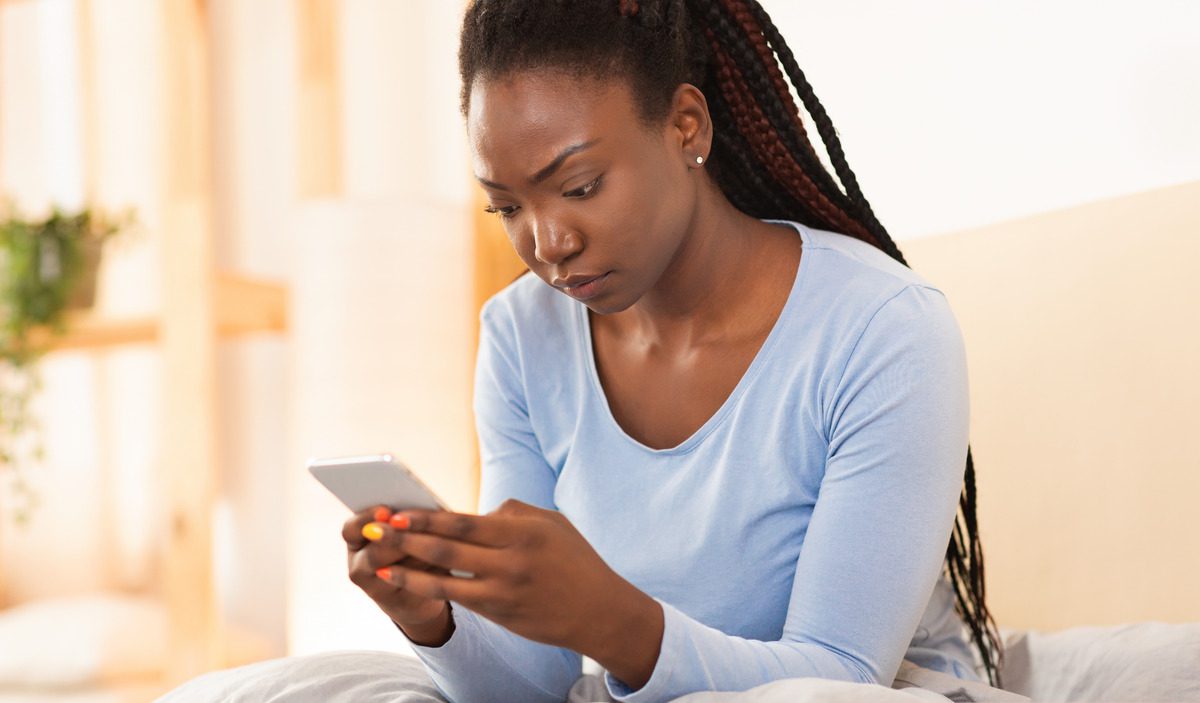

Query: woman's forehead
left=467, top=70, right=642, bottom=171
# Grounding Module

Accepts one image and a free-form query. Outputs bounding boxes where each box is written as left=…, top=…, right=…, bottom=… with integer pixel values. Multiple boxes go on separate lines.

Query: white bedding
left=152, top=621, right=1200, bottom=703
left=5, top=621, right=1191, bottom=703
left=997, top=622, right=1200, bottom=702
left=154, top=650, right=1023, bottom=703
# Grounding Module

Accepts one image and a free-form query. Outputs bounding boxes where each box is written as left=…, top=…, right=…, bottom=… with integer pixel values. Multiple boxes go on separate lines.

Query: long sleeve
left=407, top=299, right=583, bottom=702
left=604, top=285, right=972, bottom=701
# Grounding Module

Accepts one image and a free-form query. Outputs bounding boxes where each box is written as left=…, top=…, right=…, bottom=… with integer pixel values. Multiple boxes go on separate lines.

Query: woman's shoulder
left=780, top=222, right=952, bottom=329
left=766, top=222, right=961, bottom=365
left=793, top=222, right=938, bottom=292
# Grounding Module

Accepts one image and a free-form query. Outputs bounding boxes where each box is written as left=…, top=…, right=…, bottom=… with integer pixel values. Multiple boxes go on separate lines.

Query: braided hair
left=459, top=0, right=1005, bottom=688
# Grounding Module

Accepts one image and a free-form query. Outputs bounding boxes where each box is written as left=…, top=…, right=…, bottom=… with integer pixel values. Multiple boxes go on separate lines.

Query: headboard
left=903, top=180, right=1200, bottom=631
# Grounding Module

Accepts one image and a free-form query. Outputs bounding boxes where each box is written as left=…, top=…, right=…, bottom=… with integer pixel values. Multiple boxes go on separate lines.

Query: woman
left=336, top=1, right=1006, bottom=701
left=158, top=2, right=1006, bottom=701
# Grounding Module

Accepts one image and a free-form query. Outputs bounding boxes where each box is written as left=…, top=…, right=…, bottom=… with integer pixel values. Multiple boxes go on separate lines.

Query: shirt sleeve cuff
left=604, top=597, right=682, bottom=702
left=403, top=602, right=582, bottom=703
left=405, top=602, right=481, bottom=678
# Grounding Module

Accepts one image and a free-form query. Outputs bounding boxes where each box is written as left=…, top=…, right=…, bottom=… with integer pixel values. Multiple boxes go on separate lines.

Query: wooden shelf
left=31, top=273, right=287, bottom=352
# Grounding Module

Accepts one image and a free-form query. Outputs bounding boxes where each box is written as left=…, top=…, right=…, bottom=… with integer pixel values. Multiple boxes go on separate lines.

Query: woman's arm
left=598, top=285, right=972, bottom=700
left=393, top=499, right=667, bottom=687
left=403, top=300, right=583, bottom=702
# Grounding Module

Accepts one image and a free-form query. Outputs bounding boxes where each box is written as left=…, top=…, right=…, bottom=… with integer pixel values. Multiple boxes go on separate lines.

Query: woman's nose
left=531, top=220, right=583, bottom=265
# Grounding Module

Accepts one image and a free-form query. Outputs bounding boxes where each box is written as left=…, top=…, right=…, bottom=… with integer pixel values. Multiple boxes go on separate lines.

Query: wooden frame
left=470, top=190, right=527, bottom=509
left=28, top=275, right=287, bottom=350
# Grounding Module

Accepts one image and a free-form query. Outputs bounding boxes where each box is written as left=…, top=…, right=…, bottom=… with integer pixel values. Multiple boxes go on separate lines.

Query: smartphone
left=307, top=453, right=449, bottom=513
left=308, top=453, right=474, bottom=578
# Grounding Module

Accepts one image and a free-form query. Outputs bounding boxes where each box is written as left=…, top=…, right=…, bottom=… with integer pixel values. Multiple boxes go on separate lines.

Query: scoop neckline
left=576, top=219, right=812, bottom=456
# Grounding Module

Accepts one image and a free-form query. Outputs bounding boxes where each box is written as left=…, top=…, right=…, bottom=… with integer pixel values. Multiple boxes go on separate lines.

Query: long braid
left=706, top=92, right=799, bottom=219
left=739, top=2, right=906, bottom=264
left=706, top=36, right=873, bottom=240
left=459, top=0, right=1004, bottom=688
left=699, top=4, right=873, bottom=241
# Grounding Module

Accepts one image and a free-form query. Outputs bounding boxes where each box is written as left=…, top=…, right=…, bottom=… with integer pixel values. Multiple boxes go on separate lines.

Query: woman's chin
left=581, top=295, right=635, bottom=316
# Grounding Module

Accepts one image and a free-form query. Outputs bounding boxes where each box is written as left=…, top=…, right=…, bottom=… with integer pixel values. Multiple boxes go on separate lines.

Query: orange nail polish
left=362, top=523, right=384, bottom=541
left=374, top=506, right=392, bottom=523
left=389, top=514, right=410, bottom=530
left=376, top=567, right=391, bottom=581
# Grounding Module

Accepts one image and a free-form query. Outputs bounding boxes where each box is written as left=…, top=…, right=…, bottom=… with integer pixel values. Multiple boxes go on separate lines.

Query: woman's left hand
left=367, top=498, right=659, bottom=659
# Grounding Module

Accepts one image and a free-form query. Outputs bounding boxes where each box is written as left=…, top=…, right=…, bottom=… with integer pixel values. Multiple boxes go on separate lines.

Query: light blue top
left=409, top=220, right=981, bottom=702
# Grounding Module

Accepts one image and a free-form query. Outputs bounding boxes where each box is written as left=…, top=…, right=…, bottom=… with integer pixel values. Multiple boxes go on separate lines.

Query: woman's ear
left=668, top=82, right=713, bottom=169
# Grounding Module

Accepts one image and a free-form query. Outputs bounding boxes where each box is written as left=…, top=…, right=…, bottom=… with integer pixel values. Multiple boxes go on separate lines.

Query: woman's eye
left=564, top=176, right=602, bottom=199
left=483, top=204, right=520, bottom=220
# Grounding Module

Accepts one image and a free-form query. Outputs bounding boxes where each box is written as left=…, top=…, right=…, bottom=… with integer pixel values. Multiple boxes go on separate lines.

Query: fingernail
left=389, top=514, right=410, bottom=530
left=362, top=522, right=385, bottom=541
left=373, top=506, right=392, bottom=523
left=375, top=567, right=391, bottom=581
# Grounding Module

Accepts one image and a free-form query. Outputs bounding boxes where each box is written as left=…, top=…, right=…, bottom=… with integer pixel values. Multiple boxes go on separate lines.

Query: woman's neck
left=605, top=190, right=798, bottom=351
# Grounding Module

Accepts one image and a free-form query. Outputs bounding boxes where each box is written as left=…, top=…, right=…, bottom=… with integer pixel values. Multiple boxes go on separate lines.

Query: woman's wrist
left=395, top=601, right=455, bottom=647
left=584, top=583, right=665, bottom=690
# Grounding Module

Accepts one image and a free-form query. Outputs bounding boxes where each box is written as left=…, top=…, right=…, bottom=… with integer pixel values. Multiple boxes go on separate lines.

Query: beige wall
left=904, top=181, right=1200, bottom=631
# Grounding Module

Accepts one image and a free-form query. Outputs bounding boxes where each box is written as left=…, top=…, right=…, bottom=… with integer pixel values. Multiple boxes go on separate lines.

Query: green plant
left=0, top=204, right=128, bottom=524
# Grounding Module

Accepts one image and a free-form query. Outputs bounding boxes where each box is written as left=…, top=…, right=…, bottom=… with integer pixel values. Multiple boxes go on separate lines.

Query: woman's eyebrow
left=476, top=138, right=602, bottom=191
left=531, top=138, right=601, bottom=184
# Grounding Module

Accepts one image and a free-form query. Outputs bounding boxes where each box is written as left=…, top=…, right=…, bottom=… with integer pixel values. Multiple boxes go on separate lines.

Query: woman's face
left=466, top=69, right=704, bottom=314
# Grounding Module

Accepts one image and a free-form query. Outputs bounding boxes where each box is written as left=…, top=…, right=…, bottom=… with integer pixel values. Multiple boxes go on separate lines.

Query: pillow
left=999, top=622, right=1200, bottom=702
left=0, top=594, right=167, bottom=688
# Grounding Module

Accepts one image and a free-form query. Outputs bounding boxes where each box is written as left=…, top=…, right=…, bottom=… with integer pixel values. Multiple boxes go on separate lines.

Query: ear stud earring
left=695, top=155, right=705, bottom=165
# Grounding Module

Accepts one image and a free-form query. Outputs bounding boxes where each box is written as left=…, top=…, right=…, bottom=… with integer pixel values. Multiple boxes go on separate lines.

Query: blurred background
left=0, top=1, right=1196, bottom=701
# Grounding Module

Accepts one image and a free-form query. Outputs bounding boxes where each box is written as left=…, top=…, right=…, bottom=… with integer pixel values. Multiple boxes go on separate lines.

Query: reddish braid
left=718, top=0, right=818, bottom=162
left=706, top=34, right=874, bottom=243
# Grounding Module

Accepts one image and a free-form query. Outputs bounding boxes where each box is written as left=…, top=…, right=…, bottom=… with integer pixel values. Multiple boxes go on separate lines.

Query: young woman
left=343, top=1, right=1006, bottom=701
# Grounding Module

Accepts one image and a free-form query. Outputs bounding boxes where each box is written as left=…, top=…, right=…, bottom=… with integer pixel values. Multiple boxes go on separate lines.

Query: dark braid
left=701, top=3, right=872, bottom=240
left=459, top=0, right=1005, bottom=689
left=706, top=36, right=873, bottom=240
left=739, top=2, right=906, bottom=263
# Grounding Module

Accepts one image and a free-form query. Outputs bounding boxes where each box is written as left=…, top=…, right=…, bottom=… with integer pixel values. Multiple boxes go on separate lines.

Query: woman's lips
left=561, top=271, right=611, bottom=301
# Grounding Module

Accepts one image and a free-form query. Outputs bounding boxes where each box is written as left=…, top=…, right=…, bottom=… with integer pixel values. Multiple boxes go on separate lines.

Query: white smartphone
left=307, top=453, right=449, bottom=513
left=308, top=453, right=474, bottom=578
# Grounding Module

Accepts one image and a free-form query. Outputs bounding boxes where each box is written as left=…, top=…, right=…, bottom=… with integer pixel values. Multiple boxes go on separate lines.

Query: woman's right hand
left=344, top=506, right=450, bottom=634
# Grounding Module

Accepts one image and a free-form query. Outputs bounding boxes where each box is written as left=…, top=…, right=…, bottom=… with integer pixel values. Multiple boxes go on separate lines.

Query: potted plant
left=0, top=203, right=128, bottom=524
